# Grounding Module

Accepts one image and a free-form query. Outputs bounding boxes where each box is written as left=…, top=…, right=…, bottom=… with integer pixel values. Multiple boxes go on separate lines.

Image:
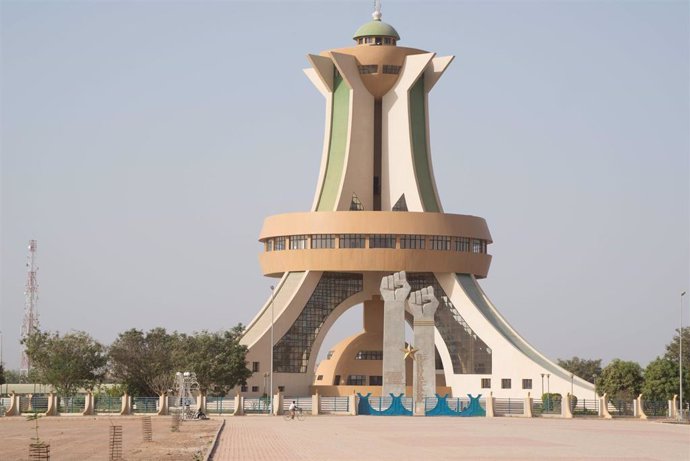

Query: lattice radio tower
left=20, top=239, right=39, bottom=378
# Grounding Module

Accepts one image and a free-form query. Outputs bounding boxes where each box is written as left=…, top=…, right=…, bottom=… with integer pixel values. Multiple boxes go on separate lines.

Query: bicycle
left=283, top=407, right=305, bottom=421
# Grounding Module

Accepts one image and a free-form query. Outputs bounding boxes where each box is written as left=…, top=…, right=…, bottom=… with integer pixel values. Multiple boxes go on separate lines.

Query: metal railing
left=366, top=395, right=414, bottom=412
left=320, top=396, right=349, bottom=413
left=58, top=395, right=85, bottom=413
left=27, top=395, right=49, bottom=413
left=132, top=397, right=158, bottom=414
left=571, top=398, right=599, bottom=416
left=206, top=396, right=235, bottom=414
left=609, top=400, right=634, bottom=417
left=94, top=396, right=122, bottom=413
left=243, top=397, right=270, bottom=414
left=283, top=397, right=312, bottom=412
left=642, top=400, right=668, bottom=417
left=494, top=398, right=525, bottom=416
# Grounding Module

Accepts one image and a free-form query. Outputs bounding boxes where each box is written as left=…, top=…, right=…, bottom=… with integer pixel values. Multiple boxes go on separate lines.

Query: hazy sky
left=1, top=0, right=688, bottom=372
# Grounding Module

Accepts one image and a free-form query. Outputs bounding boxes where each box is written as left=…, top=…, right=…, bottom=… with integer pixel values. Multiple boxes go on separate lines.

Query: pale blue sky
left=1, top=0, right=688, bottom=371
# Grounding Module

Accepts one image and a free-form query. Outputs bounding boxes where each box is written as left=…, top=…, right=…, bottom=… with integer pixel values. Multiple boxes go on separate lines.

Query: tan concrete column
left=233, top=393, right=244, bottom=416
left=409, top=286, right=438, bottom=416
left=349, top=393, right=357, bottom=416
left=671, top=394, right=678, bottom=419
left=380, top=271, right=410, bottom=396
left=524, top=392, right=533, bottom=418
left=4, top=392, right=20, bottom=416
left=82, top=391, right=95, bottom=416
left=636, top=394, right=648, bottom=420
left=562, top=394, right=573, bottom=418
left=196, top=393, right=207, bottom=414
left=312, top=392, right=320, bottom=416
left=44, top=392, right=58, bottom=416
left=485, top=392, right=494, bottom=418
left=157, top=392, right=169, bottom=416
left=599, top=393, right=612, bottom=419
left=273, top=391, right=283, bottom=416
left=120, top=393, right=132, bottom=415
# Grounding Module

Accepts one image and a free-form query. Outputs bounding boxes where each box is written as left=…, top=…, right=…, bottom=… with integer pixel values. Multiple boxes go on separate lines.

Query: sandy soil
left=0, top=414, right=221, bottom=461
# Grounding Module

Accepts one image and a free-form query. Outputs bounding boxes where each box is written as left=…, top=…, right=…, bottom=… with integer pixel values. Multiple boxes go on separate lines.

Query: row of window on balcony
left=264, top=234, right=488, bottom=254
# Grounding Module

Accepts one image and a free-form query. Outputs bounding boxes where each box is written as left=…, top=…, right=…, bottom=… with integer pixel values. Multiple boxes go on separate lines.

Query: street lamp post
left=541, top=373, right=545, bottom=396
left=269, top=285, right=275, bottom=416
left=547, top=374, right=550, bottom=395
left=570, top=373, right=574, bottom=397
left=680, top=291, right=686, bottom=421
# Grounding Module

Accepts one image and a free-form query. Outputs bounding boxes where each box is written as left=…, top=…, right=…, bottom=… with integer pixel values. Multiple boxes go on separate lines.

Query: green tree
left=0, top=363, right=5, bottom=386
left=664, top=326, right=690, bottom=365
left=109, top=328, right=185, bottom=396
left=597, top=359, right=643, bottom=401
left=180, top=325, right=252, bottom=396
left=557, top=357, right=602, bottom=383
left=3, top=368, right=21, bottom=384
left=22, top=330, right=107, bottom=397
left=642, top=357, right=683, bottom=402
left=660, top=326, right=690, bottom=405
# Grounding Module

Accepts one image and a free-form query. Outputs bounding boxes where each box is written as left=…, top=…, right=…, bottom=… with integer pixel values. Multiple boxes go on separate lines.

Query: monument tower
left=239, top=4, right=594, bottom=399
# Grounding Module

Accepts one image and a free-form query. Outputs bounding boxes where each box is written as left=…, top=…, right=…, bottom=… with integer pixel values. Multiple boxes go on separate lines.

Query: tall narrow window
left=274, top=237, right=286, bottom=251
left=455, top=237, right=470, bottom=252
left=350, top=193, right=364, bottom=211
left=392, top=194, right=408, bottom=211
left=430, top=236, right=451, bottom=251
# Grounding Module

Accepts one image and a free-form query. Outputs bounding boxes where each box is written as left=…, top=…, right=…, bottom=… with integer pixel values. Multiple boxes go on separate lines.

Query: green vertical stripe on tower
left=317, top=71, right=350, bottom=211
left=409, top=75, right=440, bottom=212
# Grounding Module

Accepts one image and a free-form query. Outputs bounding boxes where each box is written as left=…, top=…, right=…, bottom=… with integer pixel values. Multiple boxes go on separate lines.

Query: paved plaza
left=1, top=415, right=688, bottom=460
left=211, top=415, right=690, bottom=461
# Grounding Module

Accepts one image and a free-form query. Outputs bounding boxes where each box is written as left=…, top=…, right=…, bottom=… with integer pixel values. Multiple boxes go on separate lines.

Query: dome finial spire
left=372, top=0, right=382, bottom=21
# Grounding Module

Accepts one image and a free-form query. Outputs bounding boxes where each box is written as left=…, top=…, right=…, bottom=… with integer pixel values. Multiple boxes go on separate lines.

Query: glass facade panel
left=274, top=237, right=286, bottom=251
left=455, top=237, right=470, bottom=252
left=311, top=234, right=335, bottom=249
left=407, top=273, right=492, bottom=374
left=369, top=376, right=383, bottom=386
left=289, top=235, right=308, bottom=250
left=471, top=239, right=485, bottom=253
left=430, top=236, right=451, bottom=251
left=273, top=272, right=363, bottom=373
left=358, top=65, right=378, bottom=75
left=400, top=235, right=425, bottom=249
left=355, top=350, right=383, bottom=360
left=347, top=375, right=367, bottom=385
left=502, top=379, right=511, bottom=389
left=382, top=64, right=401, bottom=74
left=522, top=379, right=532, bottom=390
left=339, top=234, right=365, bottom=248
left=481, top=378, right=491, bottom=389
left=369, top=234, right=395, bottom=248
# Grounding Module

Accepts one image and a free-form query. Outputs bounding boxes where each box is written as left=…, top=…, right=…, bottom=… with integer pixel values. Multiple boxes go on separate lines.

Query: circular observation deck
left=258, top=211, right=493, bottom=278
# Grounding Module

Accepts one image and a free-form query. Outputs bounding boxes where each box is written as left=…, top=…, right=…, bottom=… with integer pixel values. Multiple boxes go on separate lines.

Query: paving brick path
left=211, top=415, right=690, bottom=461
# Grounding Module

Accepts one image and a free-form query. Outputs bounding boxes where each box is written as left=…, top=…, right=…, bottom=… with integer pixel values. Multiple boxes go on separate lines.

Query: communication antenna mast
left=20, top=239, right=39, bottom=378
